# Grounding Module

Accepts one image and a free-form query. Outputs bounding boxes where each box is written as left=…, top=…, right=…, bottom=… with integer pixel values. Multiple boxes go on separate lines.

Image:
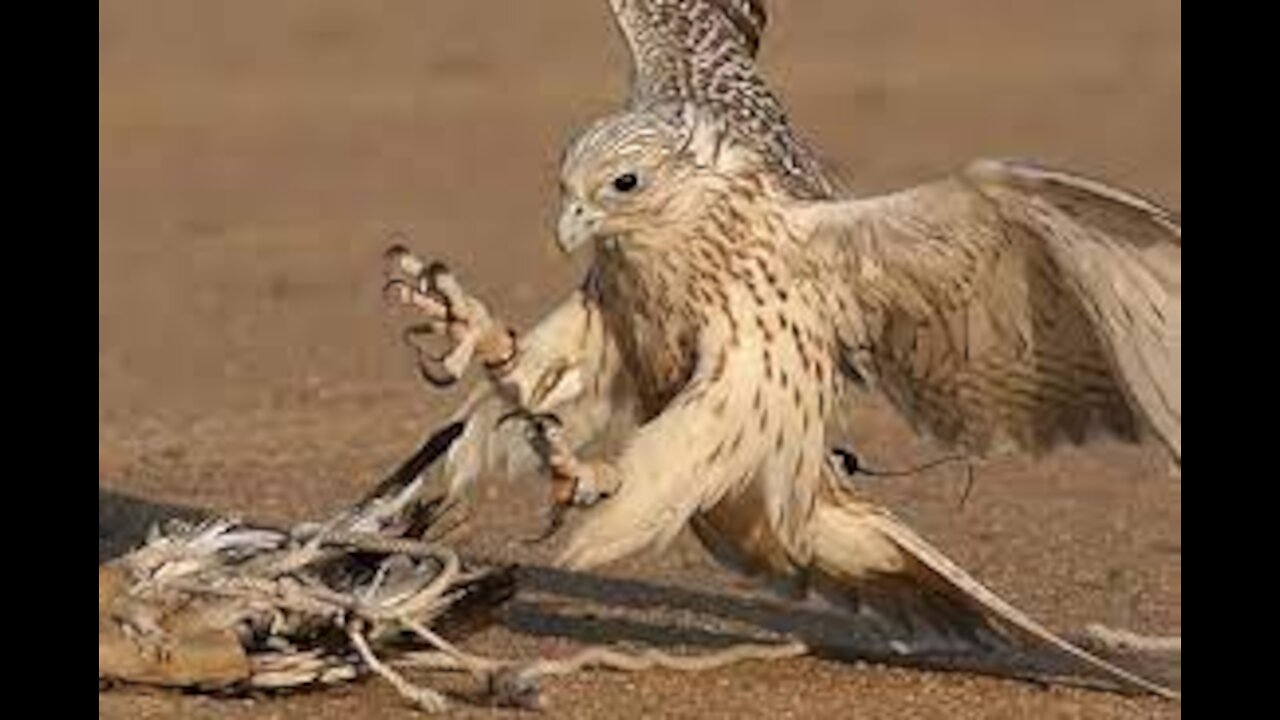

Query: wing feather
left=605, top=0, right=837, bottom=198
left=795, top=159, right=1181, bottom=462
left=608, top=0, right=767, bottom=106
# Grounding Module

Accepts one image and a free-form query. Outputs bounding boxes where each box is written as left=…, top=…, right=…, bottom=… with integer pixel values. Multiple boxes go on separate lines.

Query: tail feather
left=693, top=474, right=1177, bottom=698
left=810, top=489, right=1179, bottom=698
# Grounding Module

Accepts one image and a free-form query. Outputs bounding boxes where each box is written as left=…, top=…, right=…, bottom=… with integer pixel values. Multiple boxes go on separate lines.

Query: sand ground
left=99, top=1, right=1181, bottom=717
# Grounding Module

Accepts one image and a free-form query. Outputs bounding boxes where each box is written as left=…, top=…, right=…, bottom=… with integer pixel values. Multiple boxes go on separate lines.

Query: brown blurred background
left=100, top=1, right=1180, bottom=717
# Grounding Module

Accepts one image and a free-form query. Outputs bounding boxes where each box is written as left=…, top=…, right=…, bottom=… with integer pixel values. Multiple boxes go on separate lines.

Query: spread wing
left=605, top=0, right=836, bottom=198
left=795, top=159, right=1181, bottom=462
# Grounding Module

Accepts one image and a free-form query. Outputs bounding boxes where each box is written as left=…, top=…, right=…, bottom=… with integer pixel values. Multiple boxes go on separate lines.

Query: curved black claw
left=382, top=277, right=412, bottom=304
left=401, top=322, right=443, bottom=345
left=529, top=412, right=564, bottom=431
left=494, top=409, right=526, bottom=430
left=417, top=360, right=459, bottom=388
left=495, top=409, right=563, bottom=433
left=426, top=260, right=451, bottom=285
left=399, top=323, right=458, bottom=387
left=383, top=242, right=412, bottom=264
left=519, top=503, right=568, bottom=547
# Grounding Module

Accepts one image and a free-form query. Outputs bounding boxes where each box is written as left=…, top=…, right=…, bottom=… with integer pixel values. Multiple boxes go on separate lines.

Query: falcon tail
left=806, top=485, right=1179, bottom=698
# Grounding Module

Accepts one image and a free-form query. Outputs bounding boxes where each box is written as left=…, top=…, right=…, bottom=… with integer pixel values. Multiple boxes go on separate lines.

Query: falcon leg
left=547, top=338, right=761, bottom=571
left=518, top=413, right=621, bottom=508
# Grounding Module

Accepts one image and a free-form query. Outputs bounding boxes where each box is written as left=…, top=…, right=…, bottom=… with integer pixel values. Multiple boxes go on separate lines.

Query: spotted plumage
left=401, top=0, right=1180, bottom=698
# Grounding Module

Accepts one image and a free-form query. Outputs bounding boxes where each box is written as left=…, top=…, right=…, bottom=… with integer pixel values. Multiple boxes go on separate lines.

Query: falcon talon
left=381, top=278, right=411, bottom=306
left=552, top=461, right=620, bottom=508
left=415, top=355, right=460, bottom=388
left=520, top=505, right=568, bottom=546
left=531, top=413, right=565, bottom=433
left=425, top=260, right=451, bottom=285
left=493, top=409, right=562, bottom=438
left=383, top=243, right=430, bottom=285
left=382, top=242, right=410, bottom=264
left=494, top=408, right=535, bottom=432
left=569, top=482, right=612, bottom=507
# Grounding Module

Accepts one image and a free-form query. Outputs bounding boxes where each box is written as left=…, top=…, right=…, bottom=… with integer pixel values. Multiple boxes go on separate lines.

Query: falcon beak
left=556, top=201, right=603, bottom=255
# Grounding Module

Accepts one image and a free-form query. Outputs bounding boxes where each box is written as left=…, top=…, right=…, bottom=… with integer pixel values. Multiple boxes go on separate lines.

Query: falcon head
left=555, top=107, right=739, bottom=254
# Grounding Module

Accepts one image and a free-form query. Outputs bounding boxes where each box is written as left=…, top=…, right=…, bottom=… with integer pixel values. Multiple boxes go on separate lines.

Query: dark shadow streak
left=489, top=562, right=1178, bottom=693
left=99, top=487, right=208, bottom=563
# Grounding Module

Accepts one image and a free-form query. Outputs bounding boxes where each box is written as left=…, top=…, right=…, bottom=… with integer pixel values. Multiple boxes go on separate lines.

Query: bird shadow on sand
left=497, top=562, right=1180, bottom=693
left=97, top=485, right=1177, bottom=694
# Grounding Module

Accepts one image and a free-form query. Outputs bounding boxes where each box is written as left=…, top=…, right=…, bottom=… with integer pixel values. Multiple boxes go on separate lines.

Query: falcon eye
left=612, top=173, right=640, bottom=193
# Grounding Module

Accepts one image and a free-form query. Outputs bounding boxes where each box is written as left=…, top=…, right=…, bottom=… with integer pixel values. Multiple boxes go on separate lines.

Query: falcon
left=383, top=0, right=1179, bottom=696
